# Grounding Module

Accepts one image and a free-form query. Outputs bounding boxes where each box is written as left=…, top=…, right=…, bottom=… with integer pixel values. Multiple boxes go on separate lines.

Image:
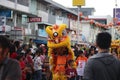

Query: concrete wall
left=0, top=0, right=29, bottom=13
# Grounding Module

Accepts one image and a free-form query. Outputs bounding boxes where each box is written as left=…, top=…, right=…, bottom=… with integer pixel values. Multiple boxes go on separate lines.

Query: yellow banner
left=73, top=0, right=85, bottom=6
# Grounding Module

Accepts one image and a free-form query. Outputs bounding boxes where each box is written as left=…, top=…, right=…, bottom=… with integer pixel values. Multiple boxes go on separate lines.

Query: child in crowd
left=76, top=50, right=87, bottom=80
left=65, top=59, right=77, bottom=80
left=17, top=53, right=27, bottom=80
left=34, top=49, right=43, bottom=80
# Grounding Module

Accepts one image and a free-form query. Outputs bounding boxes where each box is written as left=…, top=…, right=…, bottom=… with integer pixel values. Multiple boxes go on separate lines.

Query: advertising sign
left=29, top=17, right=42, bottom=22
left=0, top=10, right=12, bottom=18
left=0, top=16, right=6, bottom=26
left=0, top=25, right=11, bottom=32
left=73, top=0, right=85, bottom=6
left=113, top=8, right=120, bottom=25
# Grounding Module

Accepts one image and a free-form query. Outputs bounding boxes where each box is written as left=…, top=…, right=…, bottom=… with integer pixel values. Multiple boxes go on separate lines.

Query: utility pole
left=14, top=0, right=17, bottom=27
left=77, top=6, right=81, bottom=43
left=112, top=0, right=118, bottom=40
left=72, top=0, right=85, bottom=44
left=14, top=0, right=17, bottom=38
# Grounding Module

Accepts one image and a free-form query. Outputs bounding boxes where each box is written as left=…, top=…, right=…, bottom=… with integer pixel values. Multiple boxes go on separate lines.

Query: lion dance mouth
left=46, top=24, right=75, bottom=80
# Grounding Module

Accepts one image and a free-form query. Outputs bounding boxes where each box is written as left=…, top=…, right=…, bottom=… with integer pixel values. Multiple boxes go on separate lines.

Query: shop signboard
left=0, top=25, right=11, bottom=32
left=29, top=17, right=42, bottom=22
left=0, top=16, right=6, bottom=26
left=0, top=10, right=12, bottom=18
left=113, top=8, right=120, bottom=25
left=73, top=0, right=85, bottom=6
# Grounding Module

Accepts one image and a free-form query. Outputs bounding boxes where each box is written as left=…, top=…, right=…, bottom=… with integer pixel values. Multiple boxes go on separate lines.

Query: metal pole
left=14, top=0, right=17, bottom=27
left=112, top=0, right=118, bottom=40
left=115, top=0, right=117, bottom=23
left=14, top=0, right=17, bottom=39
left=77, top=6, right=81, bottom=44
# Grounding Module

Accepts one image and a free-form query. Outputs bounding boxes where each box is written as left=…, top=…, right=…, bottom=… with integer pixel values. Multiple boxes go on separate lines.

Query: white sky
left=53, top=0, right=120, bottom=17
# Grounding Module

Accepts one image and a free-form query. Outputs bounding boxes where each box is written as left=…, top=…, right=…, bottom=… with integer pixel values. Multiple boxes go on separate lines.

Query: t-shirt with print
left=65, top=68, right=77, bottom=79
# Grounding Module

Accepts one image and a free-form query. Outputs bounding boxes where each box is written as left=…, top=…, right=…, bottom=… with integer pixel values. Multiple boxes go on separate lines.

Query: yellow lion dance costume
left=45, top=24, right=75, bottom=80
left=111, top=40, right=120, bottom=59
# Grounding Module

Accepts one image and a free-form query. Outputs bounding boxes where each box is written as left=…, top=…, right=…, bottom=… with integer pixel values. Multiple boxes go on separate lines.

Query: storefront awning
left=33, top=39, right=47, bottom=44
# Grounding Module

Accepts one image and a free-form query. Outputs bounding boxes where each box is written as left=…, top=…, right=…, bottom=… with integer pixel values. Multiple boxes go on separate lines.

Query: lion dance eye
left=53, top=32, right=58, bottom=37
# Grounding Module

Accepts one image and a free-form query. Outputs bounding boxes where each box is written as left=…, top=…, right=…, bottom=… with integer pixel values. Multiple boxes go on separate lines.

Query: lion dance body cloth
left=45, top=24, right=75, bottom=80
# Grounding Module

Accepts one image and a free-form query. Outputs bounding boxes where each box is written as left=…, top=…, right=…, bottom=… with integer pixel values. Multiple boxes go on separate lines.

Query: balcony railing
left=8, top=0, right=29, bottom=6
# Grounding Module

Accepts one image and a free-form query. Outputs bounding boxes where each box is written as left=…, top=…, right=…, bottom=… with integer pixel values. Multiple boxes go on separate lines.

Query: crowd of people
left=0, top=32, right=120, bottom=80
left=0, top=36, right=50, bottom=80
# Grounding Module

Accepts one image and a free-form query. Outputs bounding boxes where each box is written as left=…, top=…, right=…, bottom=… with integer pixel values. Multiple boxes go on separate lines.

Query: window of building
left=37, top=3, right=47, bottom=12
left=8, top=0, right=15, bottom=2
left=17, top=0, right=29, bottom=6
left=8, top=0, right=29, bottom=6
